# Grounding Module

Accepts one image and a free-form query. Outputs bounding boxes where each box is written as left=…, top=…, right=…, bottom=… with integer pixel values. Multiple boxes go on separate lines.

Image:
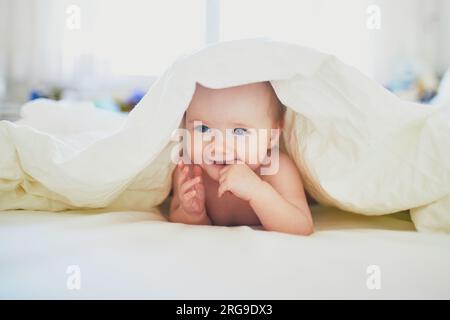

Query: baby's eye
left=233, top=128, right=248, bottom=136
left=194, top=124, right=210, bottom=133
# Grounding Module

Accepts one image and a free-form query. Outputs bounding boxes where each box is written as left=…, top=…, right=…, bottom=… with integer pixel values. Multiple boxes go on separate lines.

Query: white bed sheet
left=1, top=205, right=449, bottom=299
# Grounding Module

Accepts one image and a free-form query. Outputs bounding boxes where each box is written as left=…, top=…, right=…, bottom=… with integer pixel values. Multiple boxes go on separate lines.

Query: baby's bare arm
left=250, top=154, right=314, bottom=235
left=169, top=163, right=211, bottom=226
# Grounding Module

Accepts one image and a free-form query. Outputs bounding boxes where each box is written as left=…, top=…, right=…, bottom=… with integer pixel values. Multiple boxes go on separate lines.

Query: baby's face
left=184, top=82, right=282, bottom=181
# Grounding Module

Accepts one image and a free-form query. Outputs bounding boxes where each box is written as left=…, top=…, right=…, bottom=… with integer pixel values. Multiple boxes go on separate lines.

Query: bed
left=1, top=204, right=449, bottom=299
left=1, top=38, right=450, bottom=301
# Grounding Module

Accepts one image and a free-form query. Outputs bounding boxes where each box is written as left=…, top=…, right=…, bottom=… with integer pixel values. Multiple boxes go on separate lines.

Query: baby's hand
left=176, top=160, right=206, bottom=215
left=218, top=164, right=263, bottom=201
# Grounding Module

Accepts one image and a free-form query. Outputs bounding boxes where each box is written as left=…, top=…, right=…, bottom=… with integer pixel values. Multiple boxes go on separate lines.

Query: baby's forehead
left=188, top=82, right=275, bottom=112
left=186, top=82, right=282, bottom=127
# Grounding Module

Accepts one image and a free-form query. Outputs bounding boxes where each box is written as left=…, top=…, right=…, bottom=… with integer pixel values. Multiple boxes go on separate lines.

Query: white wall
left=220, top=0, right=375, bottom=77
left=0, top=0, right=10, bottom=99
left=366, top=0, right=446, bottom=84
left=1, top=0, right=449, bottom=102
left=437, top=0, right=450, bottom=75
left=219, top=0, right=448, bottom=83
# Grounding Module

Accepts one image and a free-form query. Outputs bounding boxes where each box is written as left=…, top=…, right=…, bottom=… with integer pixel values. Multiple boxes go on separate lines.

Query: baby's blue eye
left=194, top=124, right=210, bottom=133
left=233, top=128, right=248, bottom=136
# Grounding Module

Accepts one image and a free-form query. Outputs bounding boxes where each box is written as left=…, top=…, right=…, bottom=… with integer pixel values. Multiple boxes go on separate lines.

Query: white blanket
left=0, top=39, right=449, bottom=232
left=1, top=205, right=449, bottom=299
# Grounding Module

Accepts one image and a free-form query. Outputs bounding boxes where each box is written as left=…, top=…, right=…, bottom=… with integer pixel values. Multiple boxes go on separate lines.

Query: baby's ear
left=279, top=115, right=285, bottom=130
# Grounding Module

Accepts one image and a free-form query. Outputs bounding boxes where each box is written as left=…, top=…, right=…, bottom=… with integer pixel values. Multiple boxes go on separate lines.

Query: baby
left=169, top=81, right=313, bottom=236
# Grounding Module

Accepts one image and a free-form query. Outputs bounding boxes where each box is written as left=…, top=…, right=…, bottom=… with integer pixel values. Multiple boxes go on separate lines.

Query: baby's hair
left=186, top=81, right=286, bottom=126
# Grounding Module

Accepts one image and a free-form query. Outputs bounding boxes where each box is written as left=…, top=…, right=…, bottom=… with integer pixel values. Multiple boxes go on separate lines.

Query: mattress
left=1, top=205, right=449, bottom=299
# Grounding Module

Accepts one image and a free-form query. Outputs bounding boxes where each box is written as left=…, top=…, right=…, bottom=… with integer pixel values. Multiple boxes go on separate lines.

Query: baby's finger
left=177, top=165, right=190, bottom=187
left=184, top=189, right=196, bottom=201
left=219, top=172, right=226, bottom=184
left=217, top=181, right=229, bottom=198
left=180, top=176, right=201, bottom=195
left=219, top=165, right=231, bottom=175
left=192, top=165, right=202, bottom=177
left=178, top=159, right=185, bottom=170
left=194, top=178, right=205, bottom=196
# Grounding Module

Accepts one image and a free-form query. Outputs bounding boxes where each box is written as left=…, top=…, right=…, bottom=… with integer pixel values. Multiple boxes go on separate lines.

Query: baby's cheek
left=236, top=140, right=266, bottom=165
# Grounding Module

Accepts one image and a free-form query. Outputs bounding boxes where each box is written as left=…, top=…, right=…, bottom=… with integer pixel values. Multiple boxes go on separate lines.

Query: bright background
left=0, top=0, right=449, bottom=118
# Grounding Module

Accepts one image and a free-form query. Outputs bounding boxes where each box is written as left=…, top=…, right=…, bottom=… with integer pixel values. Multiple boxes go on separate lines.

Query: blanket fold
left=1, top=39, right=449, bottom=232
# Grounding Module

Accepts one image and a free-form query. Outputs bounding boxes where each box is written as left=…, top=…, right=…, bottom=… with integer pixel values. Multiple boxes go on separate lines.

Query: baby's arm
left=169, top=161, right=211, bottom=225
left=217, top=153, right=313, bottom=235
left=251, top=153, right=313, bottom=235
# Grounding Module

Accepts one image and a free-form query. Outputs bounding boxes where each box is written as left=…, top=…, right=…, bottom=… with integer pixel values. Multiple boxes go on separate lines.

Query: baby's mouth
left=211, top=160, right=234, bottom=167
